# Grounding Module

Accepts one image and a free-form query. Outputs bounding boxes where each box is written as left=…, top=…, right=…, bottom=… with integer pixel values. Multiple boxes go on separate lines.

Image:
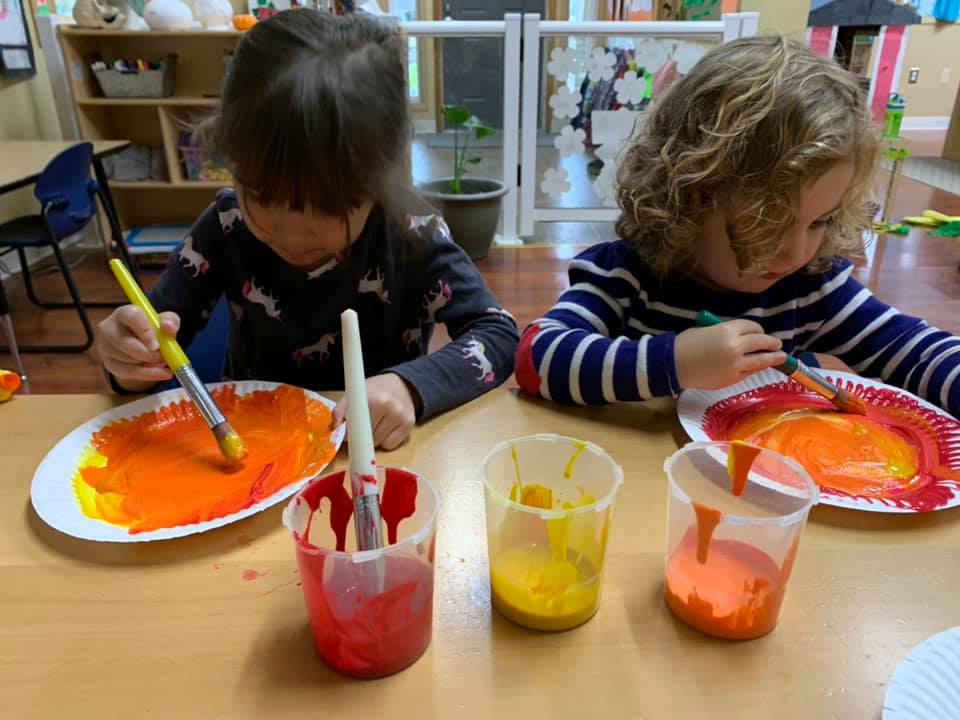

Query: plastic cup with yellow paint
left=482, top=435, right=623, bottom=632
left=663, top=441, right=818, bottom=640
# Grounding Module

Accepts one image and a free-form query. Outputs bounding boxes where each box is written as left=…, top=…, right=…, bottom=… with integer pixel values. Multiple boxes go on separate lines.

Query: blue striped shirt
left=515, top=241, right=960, bottom=417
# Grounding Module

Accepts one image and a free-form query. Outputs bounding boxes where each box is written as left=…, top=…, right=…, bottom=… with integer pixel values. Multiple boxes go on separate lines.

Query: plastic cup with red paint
left=282, top=466, right=439, bottom=678
left=663, top=441, right=818, bottom=640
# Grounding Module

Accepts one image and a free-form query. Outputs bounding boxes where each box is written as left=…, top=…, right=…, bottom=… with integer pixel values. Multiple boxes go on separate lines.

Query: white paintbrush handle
left=340, top=309, right=383, bottom=551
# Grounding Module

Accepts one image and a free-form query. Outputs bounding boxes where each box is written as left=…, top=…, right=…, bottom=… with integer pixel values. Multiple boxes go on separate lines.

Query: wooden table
left=3, top=389, right=959, bottom=719
left=0, top=140, right=130, bottom=194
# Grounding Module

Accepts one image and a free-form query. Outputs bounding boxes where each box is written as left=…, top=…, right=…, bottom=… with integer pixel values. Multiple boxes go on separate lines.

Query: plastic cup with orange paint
left=663, top=441, right=818, bottom=640
left=483, top=435, right=623, bottom=632
left=282, top=466, right=439, bottom=678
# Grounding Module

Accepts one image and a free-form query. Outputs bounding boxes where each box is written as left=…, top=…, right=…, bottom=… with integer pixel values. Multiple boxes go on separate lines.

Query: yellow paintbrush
left=108, top=259, right=248, bottom=463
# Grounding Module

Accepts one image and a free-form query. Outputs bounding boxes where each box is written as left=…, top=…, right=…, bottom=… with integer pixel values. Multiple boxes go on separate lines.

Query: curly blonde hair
left=616, top=35, right=879, bottom=278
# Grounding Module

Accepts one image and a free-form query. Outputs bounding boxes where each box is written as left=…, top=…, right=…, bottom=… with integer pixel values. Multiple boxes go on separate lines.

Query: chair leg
left=9, top=221, right=95, bottom=353
left=33, top=235, right=96, bottom=353
left=0, top=313, right=29, bottom=392
left=17, top=236, right=125, bottom=311
left=93, top=157, right=141, bottom=285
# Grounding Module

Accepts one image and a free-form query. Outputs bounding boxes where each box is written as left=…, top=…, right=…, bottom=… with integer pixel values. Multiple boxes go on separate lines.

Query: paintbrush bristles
left=834, top=388, right=868, bottom=415
left=214, top=423, right=249, bottom=463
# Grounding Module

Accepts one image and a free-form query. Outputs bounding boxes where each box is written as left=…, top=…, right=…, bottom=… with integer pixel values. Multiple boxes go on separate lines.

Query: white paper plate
left=884, top=627, right=960, bottom=720
left=31, top=381, right=345, bottom=543
left=678, top=369, right=960, bottom=513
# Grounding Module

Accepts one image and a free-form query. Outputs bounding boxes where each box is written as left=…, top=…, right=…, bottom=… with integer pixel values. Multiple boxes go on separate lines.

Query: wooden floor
left=2, top=169, right=960, bottom=394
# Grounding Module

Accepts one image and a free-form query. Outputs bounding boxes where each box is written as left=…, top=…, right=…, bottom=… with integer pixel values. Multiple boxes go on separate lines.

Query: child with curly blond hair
left=517, top=35, right=960, bottom=416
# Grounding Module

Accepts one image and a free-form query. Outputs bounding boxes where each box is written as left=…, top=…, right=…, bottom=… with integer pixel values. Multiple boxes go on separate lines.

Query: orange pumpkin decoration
left=232, top=14, right=257, bottom=30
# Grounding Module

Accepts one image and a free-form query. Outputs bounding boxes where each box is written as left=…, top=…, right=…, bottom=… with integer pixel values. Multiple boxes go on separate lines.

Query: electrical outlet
left=908, top=67, right=919, bottom=84
left=941, top=67, right=951, bottom=84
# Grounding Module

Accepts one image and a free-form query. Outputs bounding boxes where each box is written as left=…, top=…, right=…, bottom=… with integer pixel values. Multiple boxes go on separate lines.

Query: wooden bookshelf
left=57, top=26, right=241, bottom=231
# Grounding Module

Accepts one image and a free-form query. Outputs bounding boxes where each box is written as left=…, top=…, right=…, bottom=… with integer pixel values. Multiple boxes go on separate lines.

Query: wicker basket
left=92, top=55, right=177, bottom=98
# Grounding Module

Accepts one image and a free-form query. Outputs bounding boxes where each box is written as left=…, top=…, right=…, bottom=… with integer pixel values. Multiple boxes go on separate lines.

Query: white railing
left=399, top=15, right=522, bottom=242
left=518, top=12, right=759, bottom=238
left=40, top=12, right=758, bottom=245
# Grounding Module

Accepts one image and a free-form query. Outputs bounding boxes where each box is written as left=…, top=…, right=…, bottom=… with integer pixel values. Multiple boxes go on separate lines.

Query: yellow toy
left=0, top=370, right=22, bottom=402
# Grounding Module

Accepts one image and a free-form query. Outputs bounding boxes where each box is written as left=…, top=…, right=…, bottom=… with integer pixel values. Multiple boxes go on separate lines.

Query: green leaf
left=464, top=115, right=496, bottom=139
left=466, top=156, right=482, bottom=164
left=441, top=105, right=470, bottom=126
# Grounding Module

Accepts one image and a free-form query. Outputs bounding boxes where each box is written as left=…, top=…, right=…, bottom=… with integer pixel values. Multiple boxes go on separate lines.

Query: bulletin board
left=0, top=0, right=37, bottom=77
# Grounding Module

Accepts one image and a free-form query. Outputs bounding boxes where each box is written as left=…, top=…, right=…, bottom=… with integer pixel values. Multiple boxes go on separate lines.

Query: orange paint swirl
left=73, top=385, right=337, bottom=533
left=703, top=381, right=960, bottom=511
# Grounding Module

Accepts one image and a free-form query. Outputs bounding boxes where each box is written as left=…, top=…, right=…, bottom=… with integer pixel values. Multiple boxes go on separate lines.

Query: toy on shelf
left=0, top=370, right=22, bottom=403
left=143, top=0, right=193, bottom=30
left=72, top=0, right=125, bottom=28
left=232, top=13, right=257, bottom=29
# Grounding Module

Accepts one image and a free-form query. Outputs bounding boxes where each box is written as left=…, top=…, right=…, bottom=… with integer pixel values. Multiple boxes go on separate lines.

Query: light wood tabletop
left=0, top=140, right=130, bottom=194
left=2, top=389, right=959, bottom=719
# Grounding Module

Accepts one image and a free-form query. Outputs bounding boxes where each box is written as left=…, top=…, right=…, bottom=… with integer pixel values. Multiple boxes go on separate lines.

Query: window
left=389, top=0, right=422, bottom=103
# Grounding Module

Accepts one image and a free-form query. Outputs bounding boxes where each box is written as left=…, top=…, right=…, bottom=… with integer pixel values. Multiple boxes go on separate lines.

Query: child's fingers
left=380, top=423, right=410, bottom=451
left=106, top=359, right=173, bottom=382
left=738, top=332, right=783, bottom=354
left=331, top=398, right=346, bottom=427
left=371, top=410, right=393, bottom=448
left=725, top=319, right=766, bottom=336
left=738, top=351, right=788, bottom=374
left=111, top=333, right=163, bottom=364
left=158, top=311, right=181, bottom=336
left=116, top=305, right=160, bottom=352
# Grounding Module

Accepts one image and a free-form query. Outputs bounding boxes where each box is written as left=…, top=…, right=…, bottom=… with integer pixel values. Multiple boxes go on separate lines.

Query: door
left=441, top=0, right=544, bottom=129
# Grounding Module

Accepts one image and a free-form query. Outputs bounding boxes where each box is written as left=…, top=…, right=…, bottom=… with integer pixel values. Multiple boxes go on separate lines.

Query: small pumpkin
left=232, top=13, right=256, bottom=29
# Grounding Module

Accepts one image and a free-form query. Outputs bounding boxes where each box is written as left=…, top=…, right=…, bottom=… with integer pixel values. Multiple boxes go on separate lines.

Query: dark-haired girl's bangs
left=219, top=69, right=392, bottom=215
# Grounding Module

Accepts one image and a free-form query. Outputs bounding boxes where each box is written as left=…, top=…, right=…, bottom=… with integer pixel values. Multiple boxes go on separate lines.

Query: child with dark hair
left=518, top=36, right=960, bottom=416
left=97, top=10, right=518, bottom=449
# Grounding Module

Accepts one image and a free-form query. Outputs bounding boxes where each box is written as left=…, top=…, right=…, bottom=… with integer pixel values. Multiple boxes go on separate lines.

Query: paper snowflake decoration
left=540, top=167, right=571, bottom=199
left=614, top=70, right=646, bottom=106
left=554, top=125, right=586, bottom=157
left=586, top=48, right=616, bottom=83
left=549, top=86, right=582, bottom=120
left=546, top=46, right=579, bottom=80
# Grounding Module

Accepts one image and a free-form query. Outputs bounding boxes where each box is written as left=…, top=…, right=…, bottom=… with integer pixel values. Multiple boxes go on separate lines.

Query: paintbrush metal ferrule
left=352, top=493, right=385, bottom=552
left=787, top=362, right=866, bottom=415
left=175, top=365, right=226, bottom=428
left=175, top=365, right=248, bottom=460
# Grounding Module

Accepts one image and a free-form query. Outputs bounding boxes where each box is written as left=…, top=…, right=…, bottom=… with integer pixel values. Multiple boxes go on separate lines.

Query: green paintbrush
left=695, top=310, right=867, bottom=415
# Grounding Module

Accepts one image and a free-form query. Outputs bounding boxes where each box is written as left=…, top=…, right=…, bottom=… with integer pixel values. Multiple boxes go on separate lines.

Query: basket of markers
left=91, top=55, right=177, bottom=98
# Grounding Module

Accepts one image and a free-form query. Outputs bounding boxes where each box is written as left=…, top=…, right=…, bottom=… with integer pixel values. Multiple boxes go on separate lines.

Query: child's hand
left=332, top=373, right=421, bottom=451
left=675, top=320, right=787, bottom=390
left=96, top=305, right=181, bottom=391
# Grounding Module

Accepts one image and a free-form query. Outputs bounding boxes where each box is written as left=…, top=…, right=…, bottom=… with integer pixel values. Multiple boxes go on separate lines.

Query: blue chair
left=0, top=142, right=139, bottom=354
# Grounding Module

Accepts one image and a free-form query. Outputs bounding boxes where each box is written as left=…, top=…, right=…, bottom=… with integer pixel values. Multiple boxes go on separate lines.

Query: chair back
left=34, top=142, right=99, bottom=241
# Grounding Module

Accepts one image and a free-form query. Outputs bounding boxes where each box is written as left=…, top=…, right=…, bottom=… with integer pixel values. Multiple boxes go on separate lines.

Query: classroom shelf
left=110, top=180, right=232, bottom=190
left=76, top=97, right=220, bottom=107
left=110, top=181, right=173, bottom=189
left=59, top=27, right=241, bottom=38
left=59, top=24, right=239, bottom=236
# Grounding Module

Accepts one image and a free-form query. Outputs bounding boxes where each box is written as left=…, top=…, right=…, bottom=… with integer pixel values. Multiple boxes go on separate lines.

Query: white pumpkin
left=143, top=0, right=194, bottom=30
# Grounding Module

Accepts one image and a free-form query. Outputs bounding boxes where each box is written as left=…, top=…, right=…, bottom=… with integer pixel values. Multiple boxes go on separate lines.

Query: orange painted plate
left=30, top=381, right=345, bottom=542
left=678, top=370, right=960, bottom=514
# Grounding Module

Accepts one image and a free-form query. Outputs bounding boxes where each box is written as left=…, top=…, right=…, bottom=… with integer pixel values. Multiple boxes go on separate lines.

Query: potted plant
left=418, top=105, right=508, bottom=260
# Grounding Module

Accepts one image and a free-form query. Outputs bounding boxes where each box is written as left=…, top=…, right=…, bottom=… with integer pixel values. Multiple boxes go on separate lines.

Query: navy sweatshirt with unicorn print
left=144, top=189, right=519, bottom=419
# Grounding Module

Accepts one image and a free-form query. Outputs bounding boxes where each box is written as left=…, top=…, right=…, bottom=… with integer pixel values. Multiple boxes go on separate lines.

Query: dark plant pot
left=418, top=177, right=508, bottom=260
